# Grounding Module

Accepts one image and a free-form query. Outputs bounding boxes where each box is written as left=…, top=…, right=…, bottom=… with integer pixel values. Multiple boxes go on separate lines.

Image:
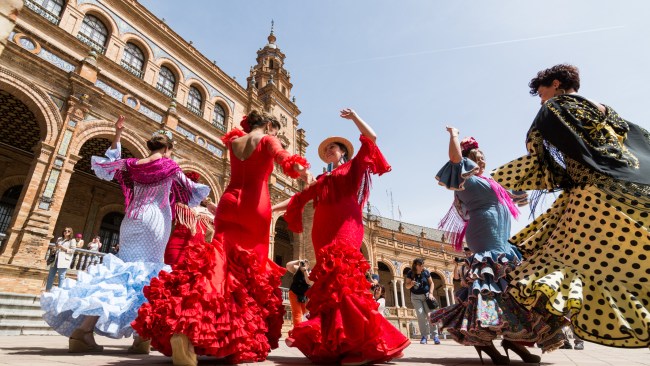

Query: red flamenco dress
left=283, top=135, right=410, bottom=364
left=133, top=129, right=308, bottom=363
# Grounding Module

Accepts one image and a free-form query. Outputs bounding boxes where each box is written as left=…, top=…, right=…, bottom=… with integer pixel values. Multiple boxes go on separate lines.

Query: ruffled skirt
left=132, top=234, right=285, bottom=363
left=430, top=247, right=567, bottom=351
left=41, top=254, right=169, bottom=339
left=286, top=243, right=410, bottom=364
left=507, top=185, right=650, bottom=348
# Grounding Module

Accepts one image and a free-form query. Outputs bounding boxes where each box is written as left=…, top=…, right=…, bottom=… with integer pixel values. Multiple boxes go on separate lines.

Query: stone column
left=391, top=279, right=399, bottom=308
left=447, top=287, right=455, bottom=305
left=398, top=279, right=407, bottom=308
left=0, top=0, right=22, bottom=57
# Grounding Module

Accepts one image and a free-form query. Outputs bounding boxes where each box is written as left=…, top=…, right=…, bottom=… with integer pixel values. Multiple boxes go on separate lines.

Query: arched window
left=156, top=66, right=176, bottom=98
left=98, top=212, right=123, bottom=253
left=0, top=185, right=22, bottom=234
left=212, top=103, right=226, bottom=131
left=121, top=42, right=145, bottom=78
left=187, top=86, right=203, bottom=117
left=78, top=14, right=108, bottom=54
left=26, top=0, right=64, bottom=24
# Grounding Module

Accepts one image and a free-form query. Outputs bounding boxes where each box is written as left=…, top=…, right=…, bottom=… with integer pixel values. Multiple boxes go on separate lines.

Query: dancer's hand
left=446, top=125, right=459, bottom=137
left=340, top=108, right=358, bottom=121
left=115, top=115, right=126, bottom=131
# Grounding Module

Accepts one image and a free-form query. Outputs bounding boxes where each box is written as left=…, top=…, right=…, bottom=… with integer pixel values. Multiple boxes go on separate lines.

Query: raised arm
left=446, top=126, right=462, bottom=164
left=265, top=136, right=312, bottom=182
left=272, top=197, right=291, bottom=213
left=340, top=108, right=376, bottom=142
left=111, top=115, right=125, bottom=150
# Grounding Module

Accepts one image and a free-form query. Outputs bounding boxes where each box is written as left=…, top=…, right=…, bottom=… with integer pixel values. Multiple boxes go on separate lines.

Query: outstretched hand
left=115, top=115, right=126, bottom=132
left=446, top=125, right=459, bottom=137
left=340, top=108, right=358, bottom=121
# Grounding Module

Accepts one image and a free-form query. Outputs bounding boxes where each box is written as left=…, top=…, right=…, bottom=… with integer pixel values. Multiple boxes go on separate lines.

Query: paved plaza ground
left=0, top=336, right=648, bottom=366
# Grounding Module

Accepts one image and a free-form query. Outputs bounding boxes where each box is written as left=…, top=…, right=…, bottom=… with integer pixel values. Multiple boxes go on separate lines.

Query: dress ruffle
left=41, top=254, right=169, bottom=339
left=430, top=248, right=566, bottom=351
left=435, top=157, right=480, bottom=190
left=132, top=235, right=285, bottom=363
left=286, top=243, right=410, bottom=364
left=280, top=154, right=310, bottom=179
left=221, top=129, right=246, bottom=145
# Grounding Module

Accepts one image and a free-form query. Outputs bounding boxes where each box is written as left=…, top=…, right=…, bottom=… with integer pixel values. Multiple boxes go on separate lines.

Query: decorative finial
left=268, top=74, right=274, bottom=85
left=292, top=96, right=296, bottom=103
left=267, top=20, right=277, bottom=44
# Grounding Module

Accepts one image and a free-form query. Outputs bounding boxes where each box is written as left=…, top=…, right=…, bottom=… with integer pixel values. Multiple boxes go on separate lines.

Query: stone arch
left=93, top=203, right=126, bottom=235
left=76, top=3, right=119, bottom=38
left=377, top=258, right=397, bottom=277
left=210, top=97, right=232, bottom=116
left=71, top=121, right=148, bottom=158
left=176, top=160, right=222, bottom=201
left=156, top=58, right=185, bottom=84
left=0, top=66, right=61, bottom=145
left=185, top=79, right=208, bottom=102
left=273, top=216, right=295, bottom=288
left=121, top=33, right=154, bottom=63
left=377, top=260, right=399, bottom=307
left=360, top=239, right=371, bottom=262
left=0, top=176, right=27, bottom=199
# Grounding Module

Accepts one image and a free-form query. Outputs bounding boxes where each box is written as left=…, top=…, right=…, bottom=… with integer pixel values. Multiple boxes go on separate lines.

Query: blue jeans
left=45, top=266, right=67, bottom=291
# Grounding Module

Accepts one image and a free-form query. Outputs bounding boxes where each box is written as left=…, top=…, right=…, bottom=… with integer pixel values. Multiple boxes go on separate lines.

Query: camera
left=454, top=257, right=465, bottom=263
left=299, top=261, right=305, bottom=267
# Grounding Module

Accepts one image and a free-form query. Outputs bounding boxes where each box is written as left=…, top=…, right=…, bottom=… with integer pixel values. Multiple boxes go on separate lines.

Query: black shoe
left=502, top=340, right=541, bottom=364
left=474, top=345, right=509, bottom=365
left=574, top=342, right=584, bottom=350
left=561, top=341, right=573, bottom=349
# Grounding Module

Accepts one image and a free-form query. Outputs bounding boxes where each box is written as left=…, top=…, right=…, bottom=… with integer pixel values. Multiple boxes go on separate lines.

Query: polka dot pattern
left=493, top=130, right=650, bottom=349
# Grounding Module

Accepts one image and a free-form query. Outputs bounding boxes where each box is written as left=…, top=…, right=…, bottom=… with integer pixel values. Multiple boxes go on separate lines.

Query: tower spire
left=267, top=19, right=276, bottom=45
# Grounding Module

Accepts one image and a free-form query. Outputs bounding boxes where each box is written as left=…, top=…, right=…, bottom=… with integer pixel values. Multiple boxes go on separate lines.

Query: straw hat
left=318, top=136, right=354, bottom=163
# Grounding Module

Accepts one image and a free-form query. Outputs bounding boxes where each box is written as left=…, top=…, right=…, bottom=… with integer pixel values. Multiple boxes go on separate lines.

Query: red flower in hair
left=184, top=171, right=200, bottom=183
left=460, top=137, right=479, bottom=154
left=240, top=115, right=251, bottom=133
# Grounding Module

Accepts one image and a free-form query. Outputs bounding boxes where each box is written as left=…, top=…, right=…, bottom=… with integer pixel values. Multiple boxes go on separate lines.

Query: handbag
left=426, top=297, right=439, bottom=310
left=46, top=250, right=57, bottom=266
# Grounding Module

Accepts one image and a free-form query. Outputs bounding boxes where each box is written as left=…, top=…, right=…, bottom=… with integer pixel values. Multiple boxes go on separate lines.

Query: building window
left=187, top=86, right=203, bottom=117
left=212, top=104, right=226, bottom=131
left=121, top=42, right=145, bottom=78
left=77, top=14, right=108, bottom=54
left=25, top=0, right=64, bottom=24
left=156, top=66, right=176, bottom=98
left=0, top=186, right=22, bottom=234
left=98, top=212, right=123, bottom=253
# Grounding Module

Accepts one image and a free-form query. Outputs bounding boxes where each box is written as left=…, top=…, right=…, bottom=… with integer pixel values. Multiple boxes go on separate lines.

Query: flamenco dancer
left=133, top=110, right=310, bottom=365
left=274, top=108, right=410, bottom=365
left=492, top=64, right=650, bottom=349
left=40, top=115, right=210, bottom=353
left=163, top=171, right=214, bottom=266
left=430, top=129, right=566, bottom=365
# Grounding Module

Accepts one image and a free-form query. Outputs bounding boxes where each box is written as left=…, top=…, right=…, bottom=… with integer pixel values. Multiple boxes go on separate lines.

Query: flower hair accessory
left=460, top=137, right=479, bottom=154
left=240, top=115, right=251, bottom=133
left=184, top=171, right=200, bottom=183
left=152, top=129, right=173, bottom=140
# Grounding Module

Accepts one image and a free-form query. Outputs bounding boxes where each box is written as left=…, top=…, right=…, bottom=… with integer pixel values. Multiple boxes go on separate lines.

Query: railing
left=76, top=33, right=106, bottom=54
left=120, top=60, right=144, bottom=79
left=156, top=83, right=175, bottom=98
left=186, top=104, right=204, bottom=118
left=212, top=121, right=227, bottom=133
left=25, top=0, right=61, bottom=25
left=280, top=287, right=290, bottom=304
left=45, top=244, right=107, bottom=271
left=384, top=306, right=417, bottom=319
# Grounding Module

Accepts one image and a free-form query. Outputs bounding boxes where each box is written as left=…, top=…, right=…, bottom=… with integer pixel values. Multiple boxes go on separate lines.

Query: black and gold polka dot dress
left=493, top=94, right=650, bottom=349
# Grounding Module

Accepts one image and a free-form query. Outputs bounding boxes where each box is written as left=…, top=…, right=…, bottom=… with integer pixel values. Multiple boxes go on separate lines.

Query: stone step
left=0, top=325, right=58, bottom=336
left=0, top=292, right=41, bottom=307
left=0, top=306, right=44, bottom=318
left=0, top=317, right=50, bottom=328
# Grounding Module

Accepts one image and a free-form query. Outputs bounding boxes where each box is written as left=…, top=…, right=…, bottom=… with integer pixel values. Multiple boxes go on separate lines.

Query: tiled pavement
left=0, top=336, right=648, bottom=365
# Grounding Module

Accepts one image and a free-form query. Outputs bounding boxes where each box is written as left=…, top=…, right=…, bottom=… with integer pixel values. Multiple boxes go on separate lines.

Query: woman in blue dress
left=429, top=126, right=565, bottom=365
left=40, top=116, right=210, bottom=353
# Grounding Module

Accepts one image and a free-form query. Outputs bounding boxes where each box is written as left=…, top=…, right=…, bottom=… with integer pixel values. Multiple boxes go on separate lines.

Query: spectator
left=405, top=258, right=440, bottom=345
left=373, top=284, right=386, bottom=317
left=286, top=259, right=313, bottom=326
left=45, top=227, right=77, bottom=291
left=110, top=243, right=120, bottom=255
left=75, top=234, right=84, bottom=250
left=87, top=236, right=102, bottom=252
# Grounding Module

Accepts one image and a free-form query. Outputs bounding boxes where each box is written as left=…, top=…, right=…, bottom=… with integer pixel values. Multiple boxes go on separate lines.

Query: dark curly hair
left=146, top=134, right=173, bottom=152
left=528, top=64, right=580, bottom=96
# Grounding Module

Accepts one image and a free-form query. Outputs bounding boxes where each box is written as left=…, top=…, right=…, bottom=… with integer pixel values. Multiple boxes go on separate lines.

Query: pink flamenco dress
left=132, top=129, right=308, bottom=363
left=283, top=135, right=410, bottom=364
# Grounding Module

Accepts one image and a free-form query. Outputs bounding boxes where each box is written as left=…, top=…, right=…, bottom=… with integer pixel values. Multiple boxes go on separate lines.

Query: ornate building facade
left=0, top=0, right=461, bottom=338
left=0, top=0, right=308, bottom=294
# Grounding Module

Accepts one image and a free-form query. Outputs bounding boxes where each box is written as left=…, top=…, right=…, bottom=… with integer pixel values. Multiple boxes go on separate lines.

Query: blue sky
left=140, top=0, right=650, bottom=234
